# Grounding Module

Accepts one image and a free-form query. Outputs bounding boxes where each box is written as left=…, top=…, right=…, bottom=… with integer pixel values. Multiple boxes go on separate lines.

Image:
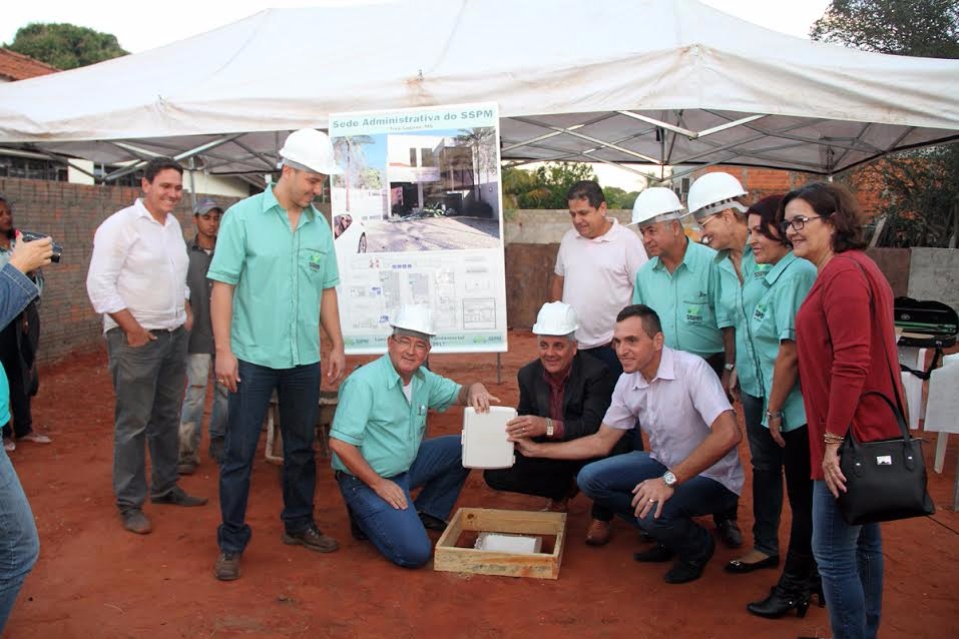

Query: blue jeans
left=577, top=451, right=738, bottom=561
left=217, top=360, right=321, bottom=554
left=812, top=481, right=883, bottom=639
left=178, top=353, right=228, bottom=465
left=0, top=446, right=39, bottom=631
left=336, top=435, right=469, bottom=568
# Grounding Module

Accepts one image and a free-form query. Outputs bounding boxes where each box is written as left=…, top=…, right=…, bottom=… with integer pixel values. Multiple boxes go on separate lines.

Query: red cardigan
left=795, top=250, right=906, bottom=480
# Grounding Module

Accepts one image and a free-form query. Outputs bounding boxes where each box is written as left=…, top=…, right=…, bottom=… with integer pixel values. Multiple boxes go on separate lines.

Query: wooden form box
left=434, top=508, right=567, bottom=580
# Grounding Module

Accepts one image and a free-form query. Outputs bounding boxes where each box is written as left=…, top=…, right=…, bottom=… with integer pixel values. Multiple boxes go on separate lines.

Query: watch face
left=663, top=471, right=677, bottom=487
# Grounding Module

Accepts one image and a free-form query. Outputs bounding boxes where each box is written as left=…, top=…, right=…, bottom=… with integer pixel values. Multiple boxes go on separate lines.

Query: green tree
left=811, top=0, right=959, bottom=247
left=7, top=22, right=128, bottom=70
left=603, top=186, right=640, bottom=210
left=811, top=0, right=959, bottom=58
left=502, top=162, right=598, bottom=209
left=455, top=128, right=498, bottom=203
left=332, top=135, right=376, bottom=213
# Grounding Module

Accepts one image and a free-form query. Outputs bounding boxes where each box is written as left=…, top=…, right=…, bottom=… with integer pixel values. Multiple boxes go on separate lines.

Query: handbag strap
left=835, top=256, right=910, bottom=443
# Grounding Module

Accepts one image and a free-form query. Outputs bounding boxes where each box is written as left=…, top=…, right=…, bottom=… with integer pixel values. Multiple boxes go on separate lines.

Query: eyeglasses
left=780, top=215, right=822, bottom=234
left=697, top=213, right=722, bottom=229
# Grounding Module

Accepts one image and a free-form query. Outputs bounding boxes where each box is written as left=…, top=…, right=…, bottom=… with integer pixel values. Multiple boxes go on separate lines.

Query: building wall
left=0, top=177, right=240, bottom=363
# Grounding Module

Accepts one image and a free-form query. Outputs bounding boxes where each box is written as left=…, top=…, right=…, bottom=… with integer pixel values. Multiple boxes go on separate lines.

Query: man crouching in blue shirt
left=330, top=305, right=498, bottom=568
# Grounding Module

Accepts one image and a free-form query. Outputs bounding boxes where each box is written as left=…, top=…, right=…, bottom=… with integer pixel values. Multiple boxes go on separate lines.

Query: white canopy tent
left=1, top=0, right=957, bottom=184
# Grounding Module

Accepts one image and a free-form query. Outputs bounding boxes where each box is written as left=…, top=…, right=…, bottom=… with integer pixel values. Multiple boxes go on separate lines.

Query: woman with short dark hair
left=740, top=195, right=819, bottom=619
left=786, top=182, right=904, bottom=639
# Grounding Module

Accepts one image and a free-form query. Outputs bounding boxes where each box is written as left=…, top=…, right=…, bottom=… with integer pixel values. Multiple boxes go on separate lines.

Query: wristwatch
left=545, top=418, right=555, bottom=437
left=662, top=470, right=678, bottom=488
left=723, top=362, right=735, bottom=371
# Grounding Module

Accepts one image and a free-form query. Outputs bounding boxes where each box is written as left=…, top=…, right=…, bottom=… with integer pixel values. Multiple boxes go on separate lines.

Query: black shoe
left=633, top=544, right=675, bottom=563
left=214, top=552, right=242, bottom=581
left=724, top=553, right=780, bottom=574
left=282, top=524, right=339, bottom=553
left=150, top=486, right=208, bottom=507
left=664, top=536, right=715, bottom=584
left=746, top=585, right=811, bottom=619
left=347, top=507, right=368, bottom=541
left=716, top=519, right=743, bottom=548
left=177, top=461, right=198, bottom=476
left=120, top=509, right=152, bottom=534
left=418, top=512, right=448, bottom=532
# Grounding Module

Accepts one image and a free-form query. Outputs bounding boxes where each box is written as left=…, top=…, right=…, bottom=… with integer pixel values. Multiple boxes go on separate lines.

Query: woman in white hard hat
left=686, top=173, right=774, bottom=570
left=739, top=196, right=819, bottom=619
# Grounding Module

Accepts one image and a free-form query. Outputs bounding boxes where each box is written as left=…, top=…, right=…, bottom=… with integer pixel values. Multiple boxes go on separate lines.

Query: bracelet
left=823, top=432, right=845, bottom=444
left=766, top=410, right=782, bottom=420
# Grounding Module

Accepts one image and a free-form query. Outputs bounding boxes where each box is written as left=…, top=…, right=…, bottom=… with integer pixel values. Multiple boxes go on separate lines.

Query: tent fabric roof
left=0, top=0, right=957, bottom=177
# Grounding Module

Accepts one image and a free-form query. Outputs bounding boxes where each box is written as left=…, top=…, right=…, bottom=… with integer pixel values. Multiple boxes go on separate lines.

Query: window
left=0, top=155, right=67, bottom=181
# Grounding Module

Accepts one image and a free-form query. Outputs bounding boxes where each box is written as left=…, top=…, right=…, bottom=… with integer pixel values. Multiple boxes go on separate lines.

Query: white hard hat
left=390, top=305, right=436, bottom=337
left=532, top=302, right=578, bottom=336
left=278, top=128, right=342, bottom=176
left=630, top=187, right=686, bottom=227
left=687, top=172, right=747, bottom=220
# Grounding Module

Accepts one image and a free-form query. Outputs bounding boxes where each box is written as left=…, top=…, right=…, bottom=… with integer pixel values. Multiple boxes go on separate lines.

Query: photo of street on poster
left=329, top=103, right=507, bottom=354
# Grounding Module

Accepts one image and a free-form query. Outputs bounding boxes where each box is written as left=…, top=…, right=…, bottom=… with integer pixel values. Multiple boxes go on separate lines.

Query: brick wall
left=0, top=177, right=239, bottom=364
left=692, top=166, right=883, bottom=218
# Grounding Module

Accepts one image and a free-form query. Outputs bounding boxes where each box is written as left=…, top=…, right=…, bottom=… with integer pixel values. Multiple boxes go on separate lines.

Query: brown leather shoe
left=585, top=518, right=612, bottom=546
left=282, top=525, right=339, bottom=553
left=214, top=552, right=242, bottom=581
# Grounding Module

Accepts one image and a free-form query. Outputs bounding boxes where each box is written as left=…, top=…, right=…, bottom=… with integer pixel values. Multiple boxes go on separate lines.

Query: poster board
left=329, top=103, right=507, bottom=354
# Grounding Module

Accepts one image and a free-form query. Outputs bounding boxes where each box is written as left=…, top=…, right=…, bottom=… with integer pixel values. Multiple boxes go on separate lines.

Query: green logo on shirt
left=308, top=252, right=323, bottom=271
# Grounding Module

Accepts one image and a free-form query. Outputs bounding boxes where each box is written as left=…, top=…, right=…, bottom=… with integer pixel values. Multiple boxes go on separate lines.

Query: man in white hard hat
left=484, top=302, right=626, bottom=545
left=209, top=128, right=347, bottom=581
left=329, top=305, right=498, bottom=568
left=629, top=187, right=743, bottom=549
left=511, top=305, right=744, bottom=585
left=551, top=180, right=647, bottom=376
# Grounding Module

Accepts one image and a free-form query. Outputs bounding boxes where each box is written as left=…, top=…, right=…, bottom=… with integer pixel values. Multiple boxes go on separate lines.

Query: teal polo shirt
left=632, top=239, right=723, bottom=358
left=749, top=252, right=817, bottom=431
left=714, top=244, right=767, bottom=397
left=331, top=355, right=462, bottom=478
left=207, top=186, right=339, bottom=369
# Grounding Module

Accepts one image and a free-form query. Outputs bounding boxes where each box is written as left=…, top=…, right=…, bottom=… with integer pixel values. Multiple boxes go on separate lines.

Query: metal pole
left=189, top=157, right=197, bottom=211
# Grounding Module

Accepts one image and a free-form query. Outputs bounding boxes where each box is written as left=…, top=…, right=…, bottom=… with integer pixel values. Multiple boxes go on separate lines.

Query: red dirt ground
left=5, top=331, right=958, bottom=638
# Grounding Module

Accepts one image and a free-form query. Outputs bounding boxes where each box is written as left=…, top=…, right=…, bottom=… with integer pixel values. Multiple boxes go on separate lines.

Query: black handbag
left=836, top=391, right=935, bottom=525
left=833, top=256, right=935, bottom=525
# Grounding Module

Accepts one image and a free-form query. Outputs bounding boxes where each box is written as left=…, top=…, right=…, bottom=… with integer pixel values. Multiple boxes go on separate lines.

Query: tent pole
left=189, top=157, right=197, bottom=209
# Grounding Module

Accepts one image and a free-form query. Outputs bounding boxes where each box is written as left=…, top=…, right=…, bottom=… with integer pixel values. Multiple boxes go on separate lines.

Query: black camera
left=19, top=231, right=63, bottom=264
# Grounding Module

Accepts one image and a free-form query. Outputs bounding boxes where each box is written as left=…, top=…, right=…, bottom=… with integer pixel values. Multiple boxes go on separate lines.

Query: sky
left=2, top=0, right=832, bottom=53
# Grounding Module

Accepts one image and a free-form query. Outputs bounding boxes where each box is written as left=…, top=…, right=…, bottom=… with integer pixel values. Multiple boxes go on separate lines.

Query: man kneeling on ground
left=329, top=305, right=498, bottom=568
left=484, top=301, right=627, bottom=545
left=511, top=304, right=744, bottom=584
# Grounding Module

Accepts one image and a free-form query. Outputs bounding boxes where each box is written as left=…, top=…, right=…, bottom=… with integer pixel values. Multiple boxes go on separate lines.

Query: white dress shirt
left=603, top=347, right=744, bottom=495
left=554, top=219, right=648, bottom=349
left=86, top=198, right=189, bottom=333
